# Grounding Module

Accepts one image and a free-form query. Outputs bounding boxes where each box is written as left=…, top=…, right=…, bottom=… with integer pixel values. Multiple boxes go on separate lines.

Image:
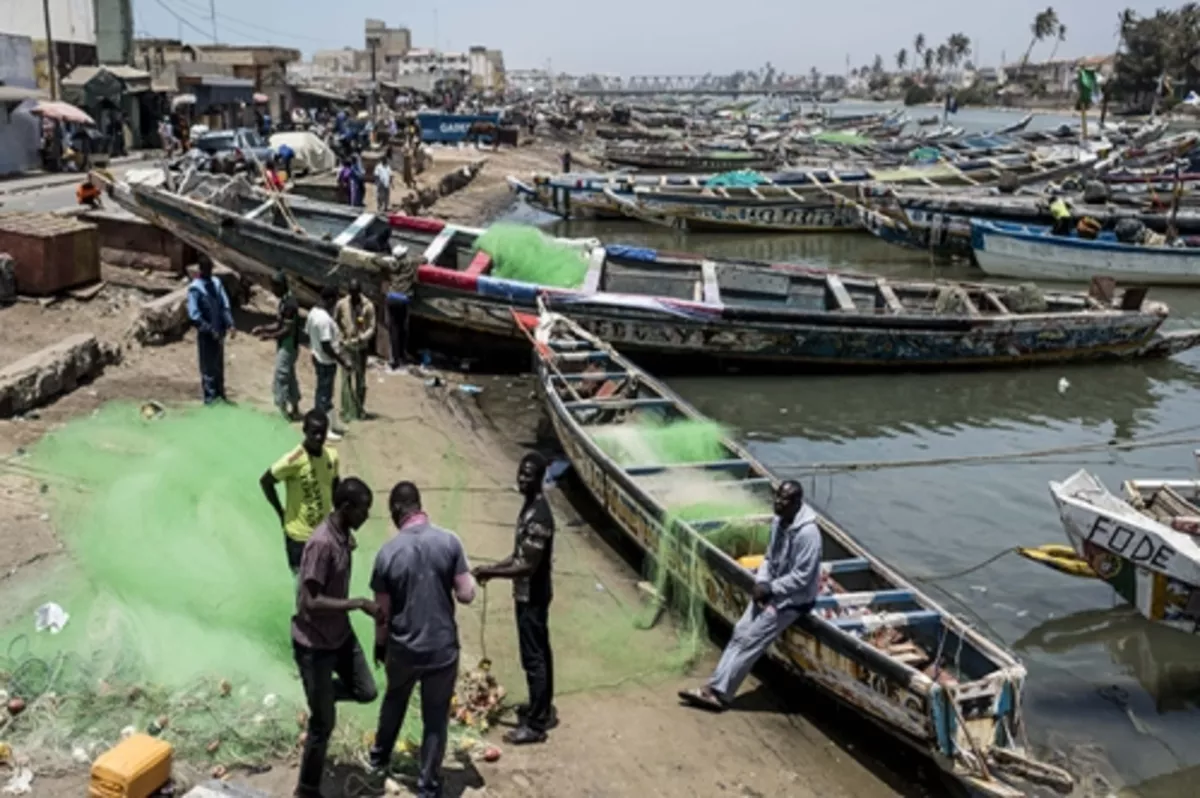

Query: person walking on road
left=186, top=255, right=234, bottom=404
left=678, top=480, right=821, bottom=712
left=334, top=279, right=376, bottom=422
left=472, top=453, right=557, bottom=743
left=292, top=478, right=378, bottom=798
left=260, top=409, right=340, bottom=573
left=252, top=270, right=301, bottom=419
left=306, top=285, right=348, bottom=439
left=368, top=481, right=476, bottom=797
left=374, top=158, right=393, bottom=212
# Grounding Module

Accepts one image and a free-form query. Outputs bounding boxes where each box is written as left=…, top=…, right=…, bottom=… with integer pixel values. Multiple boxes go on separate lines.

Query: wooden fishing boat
left=96, top=173, right=1200, bottom=370
left=395, top=215, right=1200, bottom=369
left=524, top=308, right=1074, bottom=797
left=994, top=113, right=1035, bottom=135
left=971, top=219, right=1200, bottom=285
left=602, top=152, right=1099, bottom=233
left=857, top=188, right=1200, bottom=257
left=1048, top=470, right=1200, bottom=634
left=603, top=144, right=783, bottom=172
left=509, top=149, right=1096, bottom=222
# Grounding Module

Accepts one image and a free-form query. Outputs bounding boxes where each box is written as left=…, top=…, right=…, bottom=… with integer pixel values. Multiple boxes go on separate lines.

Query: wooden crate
left=0, top=212, right=100, bottom=295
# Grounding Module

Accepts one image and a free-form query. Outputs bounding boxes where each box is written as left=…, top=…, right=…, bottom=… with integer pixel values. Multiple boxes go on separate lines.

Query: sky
left=133, top=0, right=1176, bottom=74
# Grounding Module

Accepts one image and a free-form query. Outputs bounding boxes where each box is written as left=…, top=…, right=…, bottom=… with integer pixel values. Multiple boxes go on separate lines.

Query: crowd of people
left=183, top=254, right=824, bottom=798
left=257, top=404, right=560, bottom=797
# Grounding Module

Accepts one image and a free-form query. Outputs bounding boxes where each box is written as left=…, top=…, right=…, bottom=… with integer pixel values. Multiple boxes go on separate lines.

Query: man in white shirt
left=306, top=285, right=349, bottom=438
left=374, top=160, right=392, bottom=213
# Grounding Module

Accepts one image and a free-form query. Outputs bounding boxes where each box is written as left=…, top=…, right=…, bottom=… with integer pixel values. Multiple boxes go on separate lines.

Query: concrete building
left=364, top=19, right=411, bottom=72
left=2, top=0, right=97, bottom=94
left=312, top=48, right=365, bottom=75
left=94, top=0, right=133, bottom=66
left=468, top=46, right=505, bottom=91
left=133, top=40, right=300, bottom=119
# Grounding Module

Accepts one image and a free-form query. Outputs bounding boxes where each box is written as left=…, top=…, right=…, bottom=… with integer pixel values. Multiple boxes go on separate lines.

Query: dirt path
left=0, top=285, right=909, bottom=798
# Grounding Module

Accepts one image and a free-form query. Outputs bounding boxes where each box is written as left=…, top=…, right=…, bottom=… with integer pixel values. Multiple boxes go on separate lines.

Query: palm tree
left=896, top=48, right=908, bottom=72
left=914, top=33, right=926, bottom=57
left=1047, top=23, right=1067, bottom=60
left=936, top=44, right=949, bottom=73
left=923, top=49, right=935, bottom=74
left=872, top=54, right=884, bottom=74
left=948, top=33, right=971, bottom=66
left=1022, top=6, right=1060, bottom=65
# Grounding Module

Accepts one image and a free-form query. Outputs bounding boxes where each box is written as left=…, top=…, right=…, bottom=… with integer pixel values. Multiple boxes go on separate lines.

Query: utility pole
left=42, top=0, right=57, bottom=100
left=370, top=42, right=378, bottom=118
left=209, top=0, right=219, bottom=44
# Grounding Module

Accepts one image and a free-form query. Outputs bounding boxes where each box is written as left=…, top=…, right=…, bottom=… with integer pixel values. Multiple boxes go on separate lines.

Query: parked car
left=191, top=128, right=274, bottom=174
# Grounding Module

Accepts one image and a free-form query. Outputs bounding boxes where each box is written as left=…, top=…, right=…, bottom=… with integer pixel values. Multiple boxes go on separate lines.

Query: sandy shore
left=0, top=266, right=918, bottom=796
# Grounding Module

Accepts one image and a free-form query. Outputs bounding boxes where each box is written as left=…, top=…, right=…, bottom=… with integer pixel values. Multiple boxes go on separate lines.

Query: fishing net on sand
left=0, top=403, right=488, bottom=777
left=585, top=418, right=772, bottom=673
left=473, top=223, right=589, bottom=289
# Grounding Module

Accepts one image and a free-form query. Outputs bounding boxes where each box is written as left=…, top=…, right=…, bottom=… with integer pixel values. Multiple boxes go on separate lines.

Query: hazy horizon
left=135, top=0, right=1173, bottom=74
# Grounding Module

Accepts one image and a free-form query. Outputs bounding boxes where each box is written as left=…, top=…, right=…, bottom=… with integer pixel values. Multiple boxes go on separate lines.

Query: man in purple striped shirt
left=367, top=481, right=475, bottom=797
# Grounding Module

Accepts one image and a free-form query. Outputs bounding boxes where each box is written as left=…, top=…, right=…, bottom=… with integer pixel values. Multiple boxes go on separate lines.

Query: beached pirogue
left=97, top=173, right=1200, bottom=370
left=520, top=307, right=1074, bottom=797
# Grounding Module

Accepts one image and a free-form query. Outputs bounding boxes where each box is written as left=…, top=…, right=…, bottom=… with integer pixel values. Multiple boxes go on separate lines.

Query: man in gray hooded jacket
left=680, top=480, right=821, bottom=710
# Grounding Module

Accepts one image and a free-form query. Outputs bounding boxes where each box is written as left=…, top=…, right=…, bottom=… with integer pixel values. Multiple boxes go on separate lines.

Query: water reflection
left=671, top=359, right=1200, bottom=444
left=1016, top=607, right=1200, bottom=715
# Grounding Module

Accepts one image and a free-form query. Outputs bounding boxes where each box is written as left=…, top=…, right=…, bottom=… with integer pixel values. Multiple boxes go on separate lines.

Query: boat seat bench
left=832, top=610, right=941, bottom=632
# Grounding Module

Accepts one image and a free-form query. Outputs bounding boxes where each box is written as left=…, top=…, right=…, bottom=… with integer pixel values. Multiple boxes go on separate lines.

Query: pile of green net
left=474, top=223, right=588, bottom=289
left=704, top=169, right=766, bottom=188
left=590, top=418, right=772, bottom=668
left=0, top=403, right=420, bottom=772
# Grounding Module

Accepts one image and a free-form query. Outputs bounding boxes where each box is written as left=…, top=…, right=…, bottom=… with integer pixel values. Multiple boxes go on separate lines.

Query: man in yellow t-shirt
left=260, top=409, right=341, bottom=572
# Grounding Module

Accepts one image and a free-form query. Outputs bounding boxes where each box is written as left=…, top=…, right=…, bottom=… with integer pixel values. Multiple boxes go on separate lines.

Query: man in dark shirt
left=292, top=477, right=379, bottom=798
left=369, top=481, right=476, bottom=797
left=473, top=453, right=556, bottom=744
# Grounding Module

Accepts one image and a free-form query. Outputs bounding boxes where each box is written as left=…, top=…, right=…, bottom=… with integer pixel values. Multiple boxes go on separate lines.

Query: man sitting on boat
left=679, top=480, right=821, bottom=712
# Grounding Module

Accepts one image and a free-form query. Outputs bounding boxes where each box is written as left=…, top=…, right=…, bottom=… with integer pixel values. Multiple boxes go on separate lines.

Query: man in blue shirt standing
left=186, top=255, right=235, bottom=404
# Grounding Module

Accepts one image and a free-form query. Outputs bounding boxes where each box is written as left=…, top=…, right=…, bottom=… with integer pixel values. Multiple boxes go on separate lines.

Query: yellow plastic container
left=89, top=734, right=173, bottom=798
left=737, top=554, right=764, bottom=571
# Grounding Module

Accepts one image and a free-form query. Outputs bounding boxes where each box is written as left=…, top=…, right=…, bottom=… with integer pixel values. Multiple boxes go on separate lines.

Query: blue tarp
left=416, top=112, right=501, bottom=143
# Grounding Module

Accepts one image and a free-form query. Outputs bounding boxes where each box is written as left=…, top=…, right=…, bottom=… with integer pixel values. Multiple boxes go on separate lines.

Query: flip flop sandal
left=678, top=688, right=726, bottom=712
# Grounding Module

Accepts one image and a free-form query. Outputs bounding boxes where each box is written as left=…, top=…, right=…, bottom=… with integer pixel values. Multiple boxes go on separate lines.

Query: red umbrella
left=31, top=100, right=95, bottom=126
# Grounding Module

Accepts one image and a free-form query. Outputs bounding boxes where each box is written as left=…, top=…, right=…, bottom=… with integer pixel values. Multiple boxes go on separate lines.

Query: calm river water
left=514, top=213, right=1199, bottom=796
left=500, top=104, right=1200, bottom=795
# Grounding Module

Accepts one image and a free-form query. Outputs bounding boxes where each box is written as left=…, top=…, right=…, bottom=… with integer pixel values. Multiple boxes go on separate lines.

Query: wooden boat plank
left=555, top=371, right=631, bottom=381
left=833, top=610, right=942, bottom=631
left=875, top=279, right=904, bottom=314
left=825, top=274, right=856, bottom=311
left=333, top=212, right=377, bottom=248
left=701, top=260, right=721, bottom=305
left=422, top=226, right=456, bottom=263
left=563, top=397, right=676, bottom=411
left=822, top=557, right=872, bottom=574
left=625, top=459, right=752, bottom=476
left=582, top=247, right=606, bottom=294
left=814, top=588, right=915, bottom=610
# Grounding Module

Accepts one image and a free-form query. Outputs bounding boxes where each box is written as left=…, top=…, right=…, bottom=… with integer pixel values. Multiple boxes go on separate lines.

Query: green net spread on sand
left=0, top=403, right=401, bottom=771
left=474, top=224, right=588, bottom=289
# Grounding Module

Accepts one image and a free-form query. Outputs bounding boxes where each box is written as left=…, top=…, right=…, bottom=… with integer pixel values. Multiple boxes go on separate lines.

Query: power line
left=153, top=0, right=213, bottom=42
left=167, top=0, right=327, bottom=44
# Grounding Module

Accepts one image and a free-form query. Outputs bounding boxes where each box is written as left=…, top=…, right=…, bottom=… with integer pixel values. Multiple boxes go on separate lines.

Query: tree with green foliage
left=914, top=33, right=926, bottom=58
left=1109, top=5, right=1200, bottom=112
left=872, top=54, right=884, bottom=74
left=1022, top=7, right=1060, bottom=65
left=896, top=48, right=908, bottom=72
left=923, top=49, right=935, bottom=73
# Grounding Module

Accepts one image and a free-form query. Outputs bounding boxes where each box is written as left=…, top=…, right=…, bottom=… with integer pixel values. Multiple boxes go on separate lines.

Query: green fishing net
left=474, top=223, right=588, bottom=289
left=587, top=418, right=773, bottom=671
left=0, top=403, right=434, bottom=773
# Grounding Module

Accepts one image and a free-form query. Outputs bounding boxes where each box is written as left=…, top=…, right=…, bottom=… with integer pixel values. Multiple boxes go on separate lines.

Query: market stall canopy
left=31, top=100, right=95, bottom=125
left=253, top=93, right=269, bottom=103
left=171, top=93, right=197, bottom=109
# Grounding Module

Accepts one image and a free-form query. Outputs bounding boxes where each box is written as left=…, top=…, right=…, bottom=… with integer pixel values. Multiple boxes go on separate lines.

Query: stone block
left=0, top=333, right=118, bottom=417
left=0, top=213, right=99, bottom=295
left=84, top=210, right=197, bottom=274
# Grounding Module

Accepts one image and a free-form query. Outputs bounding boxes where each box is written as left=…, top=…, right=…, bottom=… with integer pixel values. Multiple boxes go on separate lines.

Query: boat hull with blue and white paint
left=971, top=220, right=1200, bottom=285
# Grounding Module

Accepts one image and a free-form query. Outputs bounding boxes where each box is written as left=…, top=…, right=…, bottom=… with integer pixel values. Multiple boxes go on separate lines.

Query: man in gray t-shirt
left=368, top=481, right=475, bottom=797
